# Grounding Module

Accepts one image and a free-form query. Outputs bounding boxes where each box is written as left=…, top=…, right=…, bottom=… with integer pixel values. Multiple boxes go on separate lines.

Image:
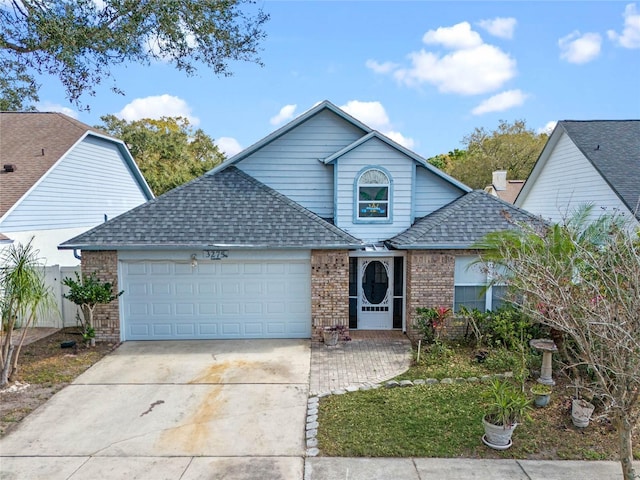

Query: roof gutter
left=386, top=244, right=484, bottom=250
left=59, top=243, right=365, bottom=251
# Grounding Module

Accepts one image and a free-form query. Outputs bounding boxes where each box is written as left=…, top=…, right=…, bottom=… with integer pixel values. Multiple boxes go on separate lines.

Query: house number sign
left=204, top=249, right=229, bottom=260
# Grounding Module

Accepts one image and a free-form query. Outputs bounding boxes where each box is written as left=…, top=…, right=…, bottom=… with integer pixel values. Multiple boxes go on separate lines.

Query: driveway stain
left=155, top=385, right=223, bottom=454
left=189, top=359, right=291, bottom=384
left=140, top=400, right=165, bottom=417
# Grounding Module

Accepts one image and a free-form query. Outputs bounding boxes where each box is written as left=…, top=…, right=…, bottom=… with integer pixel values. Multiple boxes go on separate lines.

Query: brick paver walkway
left=309, top=330, right=412, bottom=395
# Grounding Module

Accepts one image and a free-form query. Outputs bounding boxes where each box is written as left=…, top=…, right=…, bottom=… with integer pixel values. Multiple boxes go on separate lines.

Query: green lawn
left=318, top=383, right=485, bottom=457
left=316, top=344, right=638, bottom=460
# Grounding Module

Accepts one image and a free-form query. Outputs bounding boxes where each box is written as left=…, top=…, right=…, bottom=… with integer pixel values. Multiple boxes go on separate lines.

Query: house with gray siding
left=0, top=112, right=154, bottom=266
left=515, top=120, right=640, bottom=228
left=59, top=101, right=539, bottom=343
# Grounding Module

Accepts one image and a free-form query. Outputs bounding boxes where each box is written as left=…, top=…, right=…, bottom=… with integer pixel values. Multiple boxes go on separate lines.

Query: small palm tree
left=0, top=239, right=57, bottom=386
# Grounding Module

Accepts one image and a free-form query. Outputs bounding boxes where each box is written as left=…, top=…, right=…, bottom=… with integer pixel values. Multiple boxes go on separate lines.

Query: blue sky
left=37, top=1, right=640, bottom=160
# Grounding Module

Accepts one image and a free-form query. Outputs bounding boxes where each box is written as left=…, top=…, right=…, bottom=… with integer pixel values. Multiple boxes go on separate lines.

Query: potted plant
left=530, top=383, right=552, bottom=408
left=571, top=398, right=595, bottom=428
left=322, top=324, right=350, bottom=346
left=482, top=379, right=532, bottom=450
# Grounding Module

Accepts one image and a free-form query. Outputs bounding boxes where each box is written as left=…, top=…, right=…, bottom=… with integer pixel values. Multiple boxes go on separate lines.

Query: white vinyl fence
left=37, top=265, right=82, bottom=329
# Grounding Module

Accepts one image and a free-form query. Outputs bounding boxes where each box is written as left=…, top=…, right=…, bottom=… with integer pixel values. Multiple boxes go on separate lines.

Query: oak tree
left=97, top=115, right=225, bottom=195
left=0, top=0, right=269, bottom=110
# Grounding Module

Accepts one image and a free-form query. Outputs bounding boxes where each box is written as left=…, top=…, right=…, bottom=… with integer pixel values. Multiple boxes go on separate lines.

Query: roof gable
left=518, top=120, right=640, bottom=220
left=560, top=120, right=640, bottom=218
left=323, top=131, right=472, bottom=194
left=388, top=190, right=541, bottom=249
left=211, top=100, right=371, bottom=174
left=0, top=112, right=153, bottom=218
left=60, top=167, right=362, bottom=250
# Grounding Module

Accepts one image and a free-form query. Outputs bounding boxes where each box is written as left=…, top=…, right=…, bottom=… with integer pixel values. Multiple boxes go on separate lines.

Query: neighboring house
left=484, top=170, right=524, bottom=204
left=515, top=120, right=640, bottom=228
left=0, top=112, right=154, bottom=266
left=59, top=101, right=539, bottom=343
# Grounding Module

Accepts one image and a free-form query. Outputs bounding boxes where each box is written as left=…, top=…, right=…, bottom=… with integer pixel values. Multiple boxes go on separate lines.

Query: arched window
left=357, top=168, right=389, bottom=219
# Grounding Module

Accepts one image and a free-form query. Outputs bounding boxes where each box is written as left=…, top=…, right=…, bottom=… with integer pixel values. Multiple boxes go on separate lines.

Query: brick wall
left=406, top=249, right=484, bottom=341
left=81, top=251, right=120, bottom=343
left=406, top=250, right=454, bottom=340
left=311, top=250, right=349, bottom=340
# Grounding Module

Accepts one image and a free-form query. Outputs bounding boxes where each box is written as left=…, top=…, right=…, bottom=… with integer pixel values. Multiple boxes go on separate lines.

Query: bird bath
left=530, top=339, right=558, bottom=386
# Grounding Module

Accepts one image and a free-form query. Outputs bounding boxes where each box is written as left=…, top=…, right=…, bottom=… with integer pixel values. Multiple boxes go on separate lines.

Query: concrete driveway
left=0, top=340, right=310, bottom=479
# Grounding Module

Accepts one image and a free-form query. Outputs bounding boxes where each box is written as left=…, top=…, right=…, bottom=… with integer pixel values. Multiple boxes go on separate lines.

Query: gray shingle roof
left=560, top=120, right=640, bottom=220
left=60, top=167, right=362, bottom=250
left=387, top=190, right=542, bottom=249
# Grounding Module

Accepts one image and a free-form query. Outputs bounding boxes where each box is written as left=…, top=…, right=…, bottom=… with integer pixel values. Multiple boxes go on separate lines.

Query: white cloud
left=607, top=3, right=640, bottom=48
left=471, top=89, right=529, bottom=115
left=340, top=100, right=390, bottom=130
left=371, top=21, right=516, bottom=96
left=538, top=121, right=557, bottom=136
left=365, top=59, right=399, bottom=74
left=216, top=137, right=243, bottom=157
left=36, top=101, right=79, bottom=119
left=422, top=22, right=483, bottom=49
left=340, top=100, right=415, bottom=149
left=384, top=131, right=415, bottom=149
left=269, top=104, right=297, bottom=126
left=394, top=44, right=516, bottom=95
left=558, top=31, right=602, bottom=64
left=477, top=17, right=517, bottom=39
left=117, top=95, right=199, bottom=125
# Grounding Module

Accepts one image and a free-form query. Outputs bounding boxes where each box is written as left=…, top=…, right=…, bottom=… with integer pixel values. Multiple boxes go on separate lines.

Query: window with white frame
left=454, top=256, right=506, bottom=312
left=357, top=168, right=389, bottom=219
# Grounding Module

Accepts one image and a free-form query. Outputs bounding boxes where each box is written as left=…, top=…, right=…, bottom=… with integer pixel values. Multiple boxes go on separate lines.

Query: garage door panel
left=222, top=282, right=240, bottom=294
left=221, top=264, right=239, bottom=274
left=199, top=323, right=218, bottom=335
left=151, top=263, right=171, bottom=275
left=244, top=303, right=262, bottom=314
left=151, top=323, right=172, bottom=336
left=244, top=323, right=263, bottom=335
left=176, top=324, right=195, bottom=335
left=151, top=282, right=171, bottom=295
left=122, top=259, right=311, bottom=340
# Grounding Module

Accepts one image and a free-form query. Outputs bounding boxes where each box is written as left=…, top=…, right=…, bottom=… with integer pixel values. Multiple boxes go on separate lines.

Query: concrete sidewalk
left=304, top=457, right=638, bottom=480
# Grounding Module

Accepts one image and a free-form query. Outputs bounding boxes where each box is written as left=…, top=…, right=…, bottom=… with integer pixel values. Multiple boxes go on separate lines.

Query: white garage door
left=120, top=258, right=311, bottom=340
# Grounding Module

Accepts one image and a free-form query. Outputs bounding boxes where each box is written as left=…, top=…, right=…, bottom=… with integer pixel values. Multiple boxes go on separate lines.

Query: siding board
left=1, top=136, right=149, bottom=231
left=414, top=166, right=464, bottom=217
left=519, top=133, right=631, bottom=222
left=237, top=110, right=364, bottom=218
left=334, top=137, right=414, bottom=242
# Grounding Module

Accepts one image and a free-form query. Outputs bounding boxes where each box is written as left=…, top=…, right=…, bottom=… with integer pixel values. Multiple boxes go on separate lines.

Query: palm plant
left=0, top=239, right=57, bottom=386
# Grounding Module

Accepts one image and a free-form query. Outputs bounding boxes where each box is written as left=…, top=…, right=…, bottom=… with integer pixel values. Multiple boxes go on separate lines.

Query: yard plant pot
left=571, top=399, right=595, bottom=428
left=482, top=416, right=517, bottom=449
left=322, top=329, right=339, bottom=347
left=530, top=385, right=552, bottom=408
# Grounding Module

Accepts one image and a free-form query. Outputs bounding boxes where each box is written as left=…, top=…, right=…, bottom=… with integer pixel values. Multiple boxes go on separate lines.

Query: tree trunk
left=1, top=344, right=14, bottom=387
left=617, top=415, right=637, bottom=480
left=9, top=319, right=32, bottom=382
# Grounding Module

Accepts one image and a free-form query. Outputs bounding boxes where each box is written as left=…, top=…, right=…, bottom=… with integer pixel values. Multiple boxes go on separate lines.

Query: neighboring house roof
left=387, top=190, right=542, bottom=249
left=485, top=180, right=525, bottom=204
left=60, top=167, right=363, bottom=250
left=0, top=112, right=153, bottom=219
left=517, top=120, right=640, bottom=220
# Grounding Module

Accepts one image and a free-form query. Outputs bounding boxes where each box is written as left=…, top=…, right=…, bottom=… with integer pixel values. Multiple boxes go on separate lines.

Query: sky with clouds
left=34, top=1, right=640, bottom=159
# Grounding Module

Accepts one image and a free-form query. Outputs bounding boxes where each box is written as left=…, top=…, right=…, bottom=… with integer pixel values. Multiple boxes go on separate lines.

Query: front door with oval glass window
left=358, top=258, right=393, bottom=329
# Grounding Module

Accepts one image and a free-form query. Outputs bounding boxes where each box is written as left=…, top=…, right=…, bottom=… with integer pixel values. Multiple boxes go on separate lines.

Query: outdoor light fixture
left=190, top=254, right=198, bottom=268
